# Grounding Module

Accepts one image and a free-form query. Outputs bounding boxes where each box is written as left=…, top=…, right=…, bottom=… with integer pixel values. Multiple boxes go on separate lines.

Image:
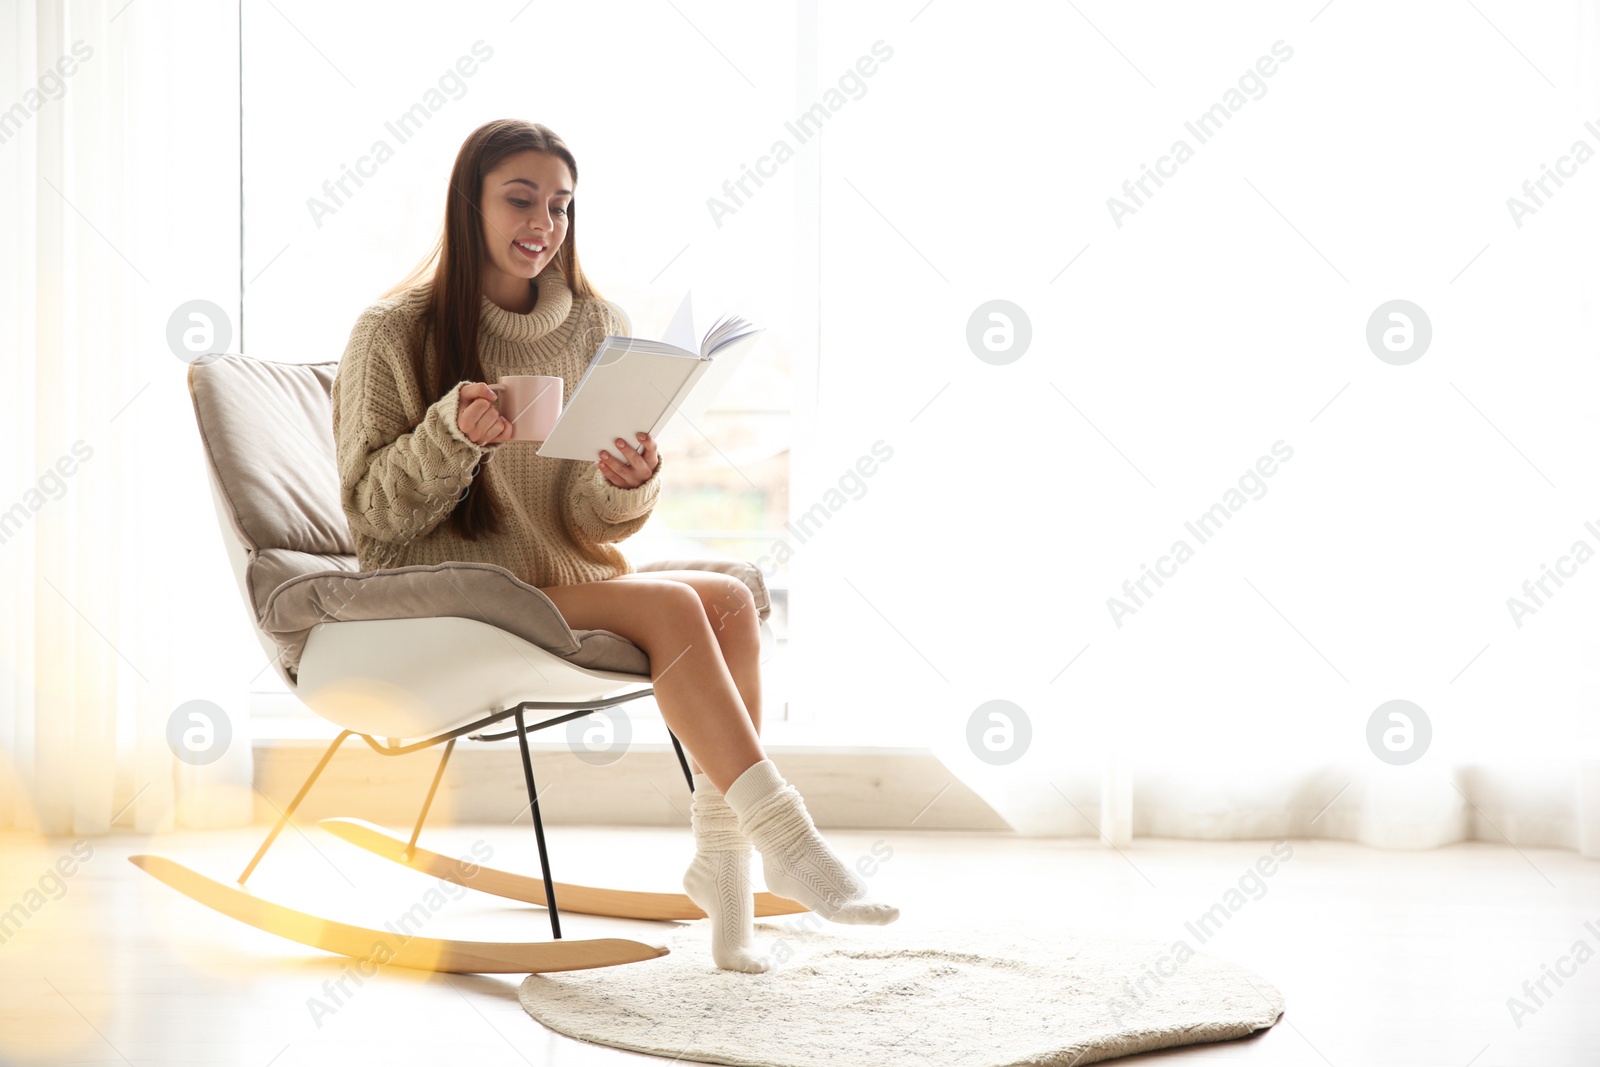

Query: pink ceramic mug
left=487, top=375, right=563, bottom=442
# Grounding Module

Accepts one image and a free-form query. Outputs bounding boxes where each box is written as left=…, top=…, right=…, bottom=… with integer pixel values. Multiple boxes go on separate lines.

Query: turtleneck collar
left=479, top=269, right=574, bottom=344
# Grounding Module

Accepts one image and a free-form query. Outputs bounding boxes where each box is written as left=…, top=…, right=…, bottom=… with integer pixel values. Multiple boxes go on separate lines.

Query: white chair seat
left=295, top=615, right=656, bottom=739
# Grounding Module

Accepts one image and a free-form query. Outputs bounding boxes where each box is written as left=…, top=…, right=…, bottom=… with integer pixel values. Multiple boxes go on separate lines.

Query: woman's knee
left=705, top=576, right=758, bottom=633
left=626, top=579, right=712, bottom=632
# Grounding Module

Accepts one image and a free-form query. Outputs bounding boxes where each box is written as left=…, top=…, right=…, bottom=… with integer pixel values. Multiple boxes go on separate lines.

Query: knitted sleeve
left=566, top=453, right=664, bottom=545
left=332, top=304, right=495, bottom=545
left=564, top=296, right=663, bottom=545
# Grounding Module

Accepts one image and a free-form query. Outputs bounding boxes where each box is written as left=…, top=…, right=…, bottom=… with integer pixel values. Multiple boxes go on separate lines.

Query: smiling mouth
left=513, top=239, right=546, bottom=261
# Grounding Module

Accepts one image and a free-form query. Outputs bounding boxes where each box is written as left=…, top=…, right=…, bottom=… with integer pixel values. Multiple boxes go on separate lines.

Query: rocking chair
left=130, top=352, right=803, bottom=975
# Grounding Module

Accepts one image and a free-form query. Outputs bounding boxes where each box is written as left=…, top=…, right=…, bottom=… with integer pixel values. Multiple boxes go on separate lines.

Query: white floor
left=1, top=824, right=1596, bottom=1066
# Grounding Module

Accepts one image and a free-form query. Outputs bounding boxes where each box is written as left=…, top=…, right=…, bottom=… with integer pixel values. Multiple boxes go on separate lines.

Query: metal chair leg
left=668, top=729, right=695, bottom=794
left=238, top=729, right=355, bottom=885
left=403, top=738, right=456, bottom=862
left=514, top=707, right=561, bottom=939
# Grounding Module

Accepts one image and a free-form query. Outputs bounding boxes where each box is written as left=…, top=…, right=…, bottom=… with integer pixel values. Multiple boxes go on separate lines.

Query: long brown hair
left=383, top=119, right=601, bottom=539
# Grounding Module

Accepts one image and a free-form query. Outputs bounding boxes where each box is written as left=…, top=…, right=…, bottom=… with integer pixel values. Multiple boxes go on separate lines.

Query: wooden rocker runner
left=136, top=354, right=802, bottom=975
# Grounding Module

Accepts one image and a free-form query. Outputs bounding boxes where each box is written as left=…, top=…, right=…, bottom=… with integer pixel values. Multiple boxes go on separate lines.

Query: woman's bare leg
left=536, top=577, right=763, bottom=793
left=540, top=575, right=897, bottom=934
left=539, top=576, right=776, bottom=968
left=609, top=570, right=765, bottom=774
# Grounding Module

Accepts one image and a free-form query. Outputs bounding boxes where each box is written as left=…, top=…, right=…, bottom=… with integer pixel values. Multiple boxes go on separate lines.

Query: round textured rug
left=519, top=915, right=1284, bottom=1066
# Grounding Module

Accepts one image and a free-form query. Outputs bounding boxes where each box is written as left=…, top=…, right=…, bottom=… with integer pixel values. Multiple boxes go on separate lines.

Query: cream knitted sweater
left=331, top=269, right=663, bottom=589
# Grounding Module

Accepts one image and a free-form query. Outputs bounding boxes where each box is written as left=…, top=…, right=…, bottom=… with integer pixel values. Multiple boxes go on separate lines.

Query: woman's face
left=480, top=149, right=573, bottom=286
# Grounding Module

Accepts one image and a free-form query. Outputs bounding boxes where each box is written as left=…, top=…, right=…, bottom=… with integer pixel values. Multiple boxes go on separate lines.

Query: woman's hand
left=599, top=432, right=659, bottom=488
left=457, top=382, right=515, bottom=446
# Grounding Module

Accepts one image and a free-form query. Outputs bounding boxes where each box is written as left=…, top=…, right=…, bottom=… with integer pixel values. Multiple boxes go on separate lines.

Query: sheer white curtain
left=801, top=0, right=1600, bottom=854
left=0, top=0, right=253, bottom=836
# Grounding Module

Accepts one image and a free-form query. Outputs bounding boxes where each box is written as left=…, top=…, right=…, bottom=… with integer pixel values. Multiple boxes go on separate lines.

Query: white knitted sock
left=682, top=773, right=769, bottom=973
left=724, top=759, right=899, bottom=926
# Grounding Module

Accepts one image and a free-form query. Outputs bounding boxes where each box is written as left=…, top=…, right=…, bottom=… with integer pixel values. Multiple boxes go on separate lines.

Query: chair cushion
left=189, top=356, right=353, bottom=558
left=249, top=548, right=360, bottom=619
left=259, top=558, right=772, bottom=681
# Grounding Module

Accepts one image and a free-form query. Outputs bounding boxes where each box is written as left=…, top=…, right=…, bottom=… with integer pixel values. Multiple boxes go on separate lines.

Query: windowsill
left=247, top=707, right=923, bottom=754
left=241, top=626, right=995, bottom=829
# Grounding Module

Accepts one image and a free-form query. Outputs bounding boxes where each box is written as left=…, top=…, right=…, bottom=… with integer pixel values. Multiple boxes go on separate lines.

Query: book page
left=534, top=341, right=702, bottom=462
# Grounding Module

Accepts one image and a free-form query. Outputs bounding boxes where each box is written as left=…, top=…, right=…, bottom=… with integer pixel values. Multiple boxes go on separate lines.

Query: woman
left=331, top=118, right=897, bottom=973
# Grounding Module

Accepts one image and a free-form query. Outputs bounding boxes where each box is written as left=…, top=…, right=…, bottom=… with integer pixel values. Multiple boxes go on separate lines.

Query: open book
left=534, top=290, right=765, bottom=463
